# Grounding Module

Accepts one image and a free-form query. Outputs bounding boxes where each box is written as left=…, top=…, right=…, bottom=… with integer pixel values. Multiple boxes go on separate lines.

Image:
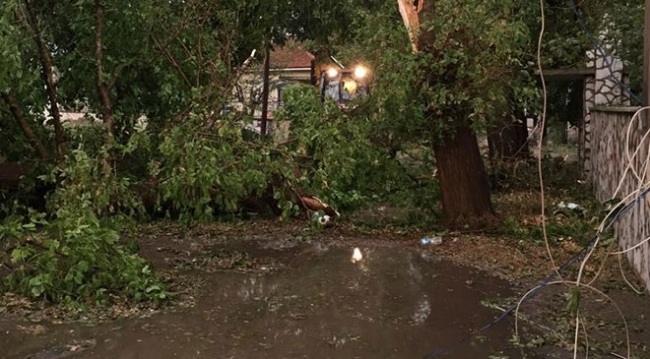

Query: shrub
left=1, top=204, right=166, bottom=305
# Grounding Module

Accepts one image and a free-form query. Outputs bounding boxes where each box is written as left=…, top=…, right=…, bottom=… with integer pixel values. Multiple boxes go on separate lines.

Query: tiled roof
left=270, top=46, right=315, bottom=69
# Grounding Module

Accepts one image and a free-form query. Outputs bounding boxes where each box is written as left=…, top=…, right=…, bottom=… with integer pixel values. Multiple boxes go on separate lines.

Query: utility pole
left=644, top=0, right=650, bottom=106
left=260, top=45, right=271, bottom=137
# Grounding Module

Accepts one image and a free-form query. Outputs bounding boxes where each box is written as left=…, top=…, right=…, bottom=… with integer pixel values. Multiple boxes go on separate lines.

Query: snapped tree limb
left=1, top=92, right=50, bottom=159
left=397, top=0, right=424, bottom=52
left=16, top=0, right=65, bottom=161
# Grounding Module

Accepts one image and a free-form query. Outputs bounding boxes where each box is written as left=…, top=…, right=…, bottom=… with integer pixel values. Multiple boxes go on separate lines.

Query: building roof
left=270, top=46, right=315, bottom=69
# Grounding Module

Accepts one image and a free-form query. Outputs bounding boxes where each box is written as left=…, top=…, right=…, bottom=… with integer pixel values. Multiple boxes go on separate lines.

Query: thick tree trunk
left=433, top=121, right=497, bottom=229
left=95, top=2, right=113, bottom=139
left=1, top=92, right=50, bottom=160
left=404, top=0, right=496, bottom=229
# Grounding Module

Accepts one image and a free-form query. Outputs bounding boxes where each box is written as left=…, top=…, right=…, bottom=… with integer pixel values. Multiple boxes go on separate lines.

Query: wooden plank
left=591, top=106, right=642, bottom=114
left=534, top=68, right=595, bottom=81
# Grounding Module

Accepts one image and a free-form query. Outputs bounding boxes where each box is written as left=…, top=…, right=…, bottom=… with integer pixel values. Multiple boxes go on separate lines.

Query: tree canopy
left=1, top=0, right=644, bottom=304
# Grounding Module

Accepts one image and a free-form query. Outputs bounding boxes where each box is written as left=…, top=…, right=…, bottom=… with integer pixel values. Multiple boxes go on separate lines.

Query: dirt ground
left=1, top=220, right=649, bottom=359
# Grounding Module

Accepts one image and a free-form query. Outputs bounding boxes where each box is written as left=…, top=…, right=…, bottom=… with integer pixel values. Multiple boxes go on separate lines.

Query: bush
left=276, top=85, right=440, bottom=211
left=155, top=113, right=288, bottom=221
left=0, top=146, right=165, bottom=306
left=1, top=204, right=166, bottom=305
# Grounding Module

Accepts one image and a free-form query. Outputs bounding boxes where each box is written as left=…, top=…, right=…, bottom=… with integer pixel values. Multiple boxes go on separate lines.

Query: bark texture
left=433, top=121, right=496, bottom=228
left=414, top=0, right=497, bottom=229
left=1, top=92, right=50, bottom=159
left=18, top=0, right=65, bottom=160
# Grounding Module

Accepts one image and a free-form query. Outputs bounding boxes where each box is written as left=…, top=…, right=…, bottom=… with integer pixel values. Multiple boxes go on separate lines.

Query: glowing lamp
left=354, top=65, right=368, bottom=79
left=327, top=68, right=339, bottom=78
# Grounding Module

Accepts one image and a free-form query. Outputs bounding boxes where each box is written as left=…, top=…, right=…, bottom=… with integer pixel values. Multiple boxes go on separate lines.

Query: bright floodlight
left=354, top=65, right=368, bottom=79
left=327, top=68, right=339, bottom=78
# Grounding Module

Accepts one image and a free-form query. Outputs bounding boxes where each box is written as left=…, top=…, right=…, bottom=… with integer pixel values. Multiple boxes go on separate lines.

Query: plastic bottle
left=421, top=236, right=443, bottom=245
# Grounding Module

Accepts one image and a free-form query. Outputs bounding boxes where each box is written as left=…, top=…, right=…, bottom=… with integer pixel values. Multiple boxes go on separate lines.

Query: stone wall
left=580, top=76, right=596, bottom=176
left=580, top=50, right=630, bottom=179
left=590, top=107, right=649, bottom=293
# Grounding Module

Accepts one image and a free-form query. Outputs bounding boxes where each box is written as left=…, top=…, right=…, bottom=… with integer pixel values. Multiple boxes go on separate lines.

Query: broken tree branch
left=17, top=0, right=65, bottom=161
left=206, top=49, right=258, bottom=129
left=5, top=234, right=68, bottom=259
left=24, top=235, right=68, bottom=258
left=1, top=92, right=50, bottom=159
left=397, top=0, right=424, bottom=52
left=94, top=0, right=117, bottom=175
left=152, top=34, right=193, bottom=88
left=107, top=63, right=127, bottom=91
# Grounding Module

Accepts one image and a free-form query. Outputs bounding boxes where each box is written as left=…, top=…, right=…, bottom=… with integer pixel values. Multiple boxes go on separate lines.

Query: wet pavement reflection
left=1, top=242, right=524, bottom=359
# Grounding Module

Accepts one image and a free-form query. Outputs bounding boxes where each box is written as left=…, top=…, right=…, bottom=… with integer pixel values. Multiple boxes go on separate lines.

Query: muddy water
left=1, top=243, right=524, bottom=359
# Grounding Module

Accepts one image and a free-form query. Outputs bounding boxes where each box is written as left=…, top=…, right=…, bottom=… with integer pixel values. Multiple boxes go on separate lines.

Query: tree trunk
left=401, top=0, right=496, bottom=229
left=1, top=92, right=50, bottom=160
left=260, top=45, right=271, bottom=137
left=95, top=1, right=115, bottom=174
left=433, top=120, right=497, bottom=229
left=17, top=1, right=65, bottom=161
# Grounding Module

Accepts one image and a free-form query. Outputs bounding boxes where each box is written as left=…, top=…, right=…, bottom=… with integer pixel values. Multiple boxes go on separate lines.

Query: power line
left=569, top=0, right=643, bottom=105
left=423, top=186, right=650, bottom=358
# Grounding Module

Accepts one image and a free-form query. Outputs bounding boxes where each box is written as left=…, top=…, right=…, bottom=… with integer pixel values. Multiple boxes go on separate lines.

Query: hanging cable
left=423, top=184, right=650, bottom=358
left=569, top=0, right=643, bottom=105
left=424, top=1, right=649, bottom=356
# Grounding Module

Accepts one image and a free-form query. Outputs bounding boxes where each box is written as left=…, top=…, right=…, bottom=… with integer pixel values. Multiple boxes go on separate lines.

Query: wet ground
left=2, top=221, right=648, bottom=359
left=1, top=237, right=527, bottom=359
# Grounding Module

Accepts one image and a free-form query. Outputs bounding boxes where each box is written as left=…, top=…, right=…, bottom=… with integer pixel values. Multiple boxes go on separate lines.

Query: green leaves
left=0, top=1, right=23, bottom=93
left=28, top=275, right=48, bottom=298
left=566, top=286, right=582, bottom=316
left=10, top=246, right=32, bottom=263
left=156, top=111, right=275, bottom=220
left=601, top=0, right=644, bottom=91
left=1, top=205, right=167, bottom=304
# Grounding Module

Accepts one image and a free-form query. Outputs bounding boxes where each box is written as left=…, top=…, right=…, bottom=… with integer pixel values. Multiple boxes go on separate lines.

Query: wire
left=581, top=107, right=650, bottom=289
left=423, top=185, right=650, bottom=358
left=552, top=3, right=647, bottom=353
left=568, top=0, right=642, bottom=105
left=614, top=107, right=650, bottom=199
left=537, top=0, right=560, bottom=278
left=424, top=243, right=593, bottom=358
left=424, top=1, right=648, bottom=357
left=425, top=167, right=650, bottom=359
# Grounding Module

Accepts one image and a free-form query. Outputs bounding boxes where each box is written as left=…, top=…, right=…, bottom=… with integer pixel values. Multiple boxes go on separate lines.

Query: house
left=230, top=43, right=316, bottom=137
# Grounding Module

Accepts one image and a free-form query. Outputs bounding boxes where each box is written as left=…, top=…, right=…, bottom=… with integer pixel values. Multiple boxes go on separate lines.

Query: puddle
left=1, top=243, right=524, bottom=359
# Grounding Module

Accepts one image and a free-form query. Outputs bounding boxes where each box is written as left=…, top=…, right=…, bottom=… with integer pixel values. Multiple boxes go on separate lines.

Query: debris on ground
left=554, top=201, right=587, bottom=217
left=420, top=236, right=443, bottom=245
